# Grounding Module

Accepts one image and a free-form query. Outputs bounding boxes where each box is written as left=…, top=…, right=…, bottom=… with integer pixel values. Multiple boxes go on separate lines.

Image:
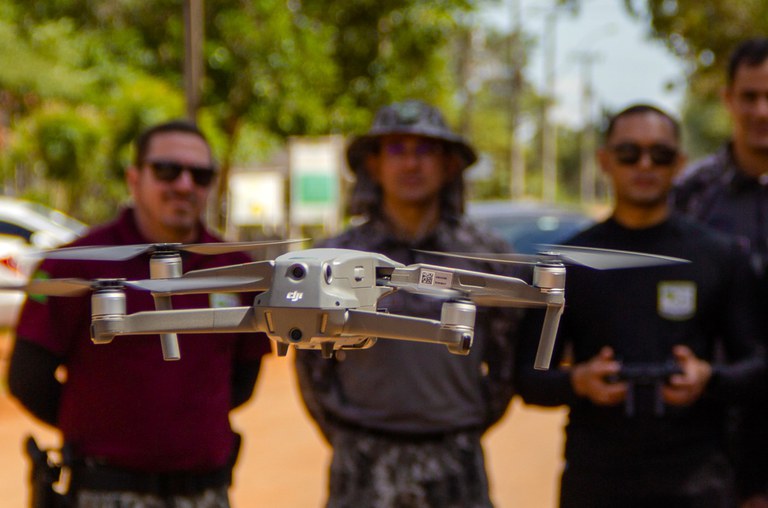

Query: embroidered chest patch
left=657, top=281, right=697, bottom=321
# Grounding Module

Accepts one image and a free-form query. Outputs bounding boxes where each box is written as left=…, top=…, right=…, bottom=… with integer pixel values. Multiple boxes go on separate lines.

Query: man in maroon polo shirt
left=8, top=120, right=271, bottom=507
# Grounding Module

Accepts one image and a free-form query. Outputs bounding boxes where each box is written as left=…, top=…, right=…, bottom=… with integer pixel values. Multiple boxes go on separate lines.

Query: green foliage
left=0, top=0, right=527, bottom=224
left=681, top=95, right=731, bottom=160
left=626, top=1, right=768, bottom=98
left=616, top=1, right=768, bottom=160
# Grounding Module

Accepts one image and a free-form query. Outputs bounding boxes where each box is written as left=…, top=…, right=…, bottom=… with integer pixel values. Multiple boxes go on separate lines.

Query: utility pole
left=184, top=0, right=204, bottom=121
left=509, top=0, right=525, bottom=199
left=541, top=9, right=558, bottom=202
left=578, top=51, right=598, bottom=204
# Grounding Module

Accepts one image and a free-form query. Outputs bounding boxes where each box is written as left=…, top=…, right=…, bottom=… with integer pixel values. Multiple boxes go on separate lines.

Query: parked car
left=0, top=198, right=87, bottom=328
left=466, top=200, right=595, bottom=254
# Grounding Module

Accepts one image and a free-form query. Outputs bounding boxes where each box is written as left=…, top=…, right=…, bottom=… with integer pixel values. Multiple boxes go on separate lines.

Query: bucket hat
left=346, top=100, right=477, bottom=173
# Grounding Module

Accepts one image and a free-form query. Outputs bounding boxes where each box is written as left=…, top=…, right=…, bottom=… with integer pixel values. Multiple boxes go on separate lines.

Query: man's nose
left=755, top=95, right=768, bottom=116
left=636, top=151, right=655, bottom=169
left=173, top=168, right=197, bottom=189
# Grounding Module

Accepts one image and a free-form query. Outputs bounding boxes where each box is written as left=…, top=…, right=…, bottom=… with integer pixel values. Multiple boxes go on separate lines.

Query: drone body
left=88, top=248, right=559, bottom=360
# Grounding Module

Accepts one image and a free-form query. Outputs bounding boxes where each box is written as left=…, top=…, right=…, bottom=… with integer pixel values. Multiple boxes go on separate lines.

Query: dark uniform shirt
left=674, top=144, right=768, bottom=276
left=516, top=215, right=764, bottom=470
left=13, top=208, right=271, bottom=472
left=673, top=145, right=768, bottom=498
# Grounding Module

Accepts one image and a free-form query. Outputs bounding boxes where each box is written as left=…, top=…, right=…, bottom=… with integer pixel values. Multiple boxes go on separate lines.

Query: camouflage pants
left=74, top=486, right=230, bottom=508
left=326, top=427, right=493, bottom=508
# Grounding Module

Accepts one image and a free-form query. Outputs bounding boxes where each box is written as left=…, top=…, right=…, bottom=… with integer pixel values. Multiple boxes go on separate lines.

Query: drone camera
left=323, top=263, right=333, bottom=284
left=288, top=263, right=307, bottom=280
left=288, top=328, right=303, bottom=342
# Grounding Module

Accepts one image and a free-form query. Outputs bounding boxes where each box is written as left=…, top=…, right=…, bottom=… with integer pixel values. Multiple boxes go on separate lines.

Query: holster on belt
left=68, top=432, right=242, bottom=497
left=24, top=435, right=72, bottom=508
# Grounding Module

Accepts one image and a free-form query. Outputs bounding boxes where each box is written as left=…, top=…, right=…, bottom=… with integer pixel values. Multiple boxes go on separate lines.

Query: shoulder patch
left=657, top=281, right=696, bottom=321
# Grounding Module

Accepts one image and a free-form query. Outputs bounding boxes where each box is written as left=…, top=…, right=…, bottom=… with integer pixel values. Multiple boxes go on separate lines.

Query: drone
left=12, top=241, right=687, bottom=370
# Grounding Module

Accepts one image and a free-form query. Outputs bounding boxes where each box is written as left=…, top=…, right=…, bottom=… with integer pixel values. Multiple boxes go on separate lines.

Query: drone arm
left=343, top=309, right=473, bottom=355
left=152, top=294, right=180, bottom=361
left=388, top=264, right=562, bottom=308
left=533, top=302, right=565, bottom=370
left=90, top=307, right=260, bottom=344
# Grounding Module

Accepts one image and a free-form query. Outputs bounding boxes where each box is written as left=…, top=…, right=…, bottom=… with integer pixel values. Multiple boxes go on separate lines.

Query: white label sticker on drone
left=657, top=281, right=696, bottom=321
left=418, top=269, right=453, bottom=288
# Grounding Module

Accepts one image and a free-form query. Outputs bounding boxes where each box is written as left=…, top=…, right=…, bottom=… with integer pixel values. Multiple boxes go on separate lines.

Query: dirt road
left=0, top=347, right=566, bottom=507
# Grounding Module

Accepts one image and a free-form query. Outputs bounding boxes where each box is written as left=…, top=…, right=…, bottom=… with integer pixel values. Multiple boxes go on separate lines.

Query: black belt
left=331, top=416, right=482, bottom=443
left=70, top=462, right=232, bottom=497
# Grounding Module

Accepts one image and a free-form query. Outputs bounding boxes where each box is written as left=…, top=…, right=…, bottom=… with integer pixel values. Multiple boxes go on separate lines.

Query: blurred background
left=1, top=0, right=763, bottom=236
left=1, top=0, right=767, bottom=505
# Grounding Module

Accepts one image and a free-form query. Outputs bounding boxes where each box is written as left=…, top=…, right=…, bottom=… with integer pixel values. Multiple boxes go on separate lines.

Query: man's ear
left=596, top=147, right=611, bottom=175
left=125, top=165, right=140, bottom=198
left=672, top=153, right=688, bottom=179
left=721, top=85, right=734, bottom=111
left=444, top=152, right=463, bottom=183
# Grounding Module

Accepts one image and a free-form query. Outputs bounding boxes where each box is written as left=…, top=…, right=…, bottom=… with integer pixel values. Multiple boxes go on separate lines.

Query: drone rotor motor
left=90, top=282, right=127, bottom=344
left=149, top=251, right=183, bottom=361
left=440, top=299, right=476, bottom=355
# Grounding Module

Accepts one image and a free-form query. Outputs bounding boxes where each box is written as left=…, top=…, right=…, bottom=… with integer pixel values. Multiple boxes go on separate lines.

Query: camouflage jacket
left=294, top=214, right=520, bottom=442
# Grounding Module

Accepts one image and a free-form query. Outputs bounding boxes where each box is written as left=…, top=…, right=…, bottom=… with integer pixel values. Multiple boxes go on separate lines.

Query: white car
left=0, top=198, right=87, bottom=328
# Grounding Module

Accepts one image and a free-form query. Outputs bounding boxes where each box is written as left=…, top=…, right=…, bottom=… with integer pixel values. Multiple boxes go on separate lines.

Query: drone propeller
left=124, top=276, right=266, bottom=295
left=415, top=244, right=689, bottom=270
left=39, top=238, right=307, bottom=261
left=11, top=271, right=268, bottom=298
left=13, top=278, right=124, bottom=297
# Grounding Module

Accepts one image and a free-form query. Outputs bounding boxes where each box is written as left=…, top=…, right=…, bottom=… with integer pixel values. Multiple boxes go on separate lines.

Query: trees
left=624, top=1, right=768, bottom=156
left=0, top=0, right=483, bottom=224
left=626, top=1, right=768, bottom=98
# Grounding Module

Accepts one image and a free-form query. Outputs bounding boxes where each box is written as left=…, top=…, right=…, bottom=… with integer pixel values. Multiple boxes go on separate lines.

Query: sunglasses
left=609, top=143, right=679, bottom=166
left=146, top=161, right=217, bottom=187
left=383, top=140, right=444, bottom=158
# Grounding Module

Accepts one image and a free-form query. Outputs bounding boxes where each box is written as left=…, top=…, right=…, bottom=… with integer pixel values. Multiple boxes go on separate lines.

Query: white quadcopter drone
left=14, top=241, right=687, bottom=370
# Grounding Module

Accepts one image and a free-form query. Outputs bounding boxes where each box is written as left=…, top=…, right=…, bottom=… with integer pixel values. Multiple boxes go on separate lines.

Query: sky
left=480, top=0, right=687, bottom=127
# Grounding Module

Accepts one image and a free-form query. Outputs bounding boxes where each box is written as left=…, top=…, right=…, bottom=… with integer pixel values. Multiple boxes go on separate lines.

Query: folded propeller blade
left=25, top=278, right=108, bottom=296
left=415, top=245, right=688, bottom=270
left=537, top=244, right=689, bottom=269
left=125, top=276, right=265, bottom=295
left=40, top=239, right=308, bottom=262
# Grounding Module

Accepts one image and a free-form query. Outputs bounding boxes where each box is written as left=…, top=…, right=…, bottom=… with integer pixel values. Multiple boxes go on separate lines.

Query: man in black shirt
left=516, top=104, right=765, bottom=507
left=673, top=38, right=768, bottom=505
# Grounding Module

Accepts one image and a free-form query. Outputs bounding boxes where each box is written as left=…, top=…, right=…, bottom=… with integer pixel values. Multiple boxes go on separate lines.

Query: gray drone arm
left=343, top=307, right=474, bottom=355
left=387, top=263, right=562, bottom=306
left=534, top=303, right=565, bottom=370
left=387, top=263, right=566, bottom=369
left=90, top=307, right=260, bottom=344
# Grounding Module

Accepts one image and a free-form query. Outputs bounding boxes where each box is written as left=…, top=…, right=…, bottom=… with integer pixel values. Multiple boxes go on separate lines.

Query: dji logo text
left=286, top=291, right=304, bottom=302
